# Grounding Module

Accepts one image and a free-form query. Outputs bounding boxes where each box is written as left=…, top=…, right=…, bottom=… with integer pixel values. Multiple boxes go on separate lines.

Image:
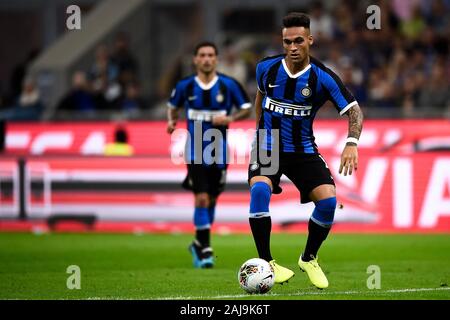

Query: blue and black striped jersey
left=256, top=55, right=357, bottom=154
left=168, top=73, right=251, bottom=166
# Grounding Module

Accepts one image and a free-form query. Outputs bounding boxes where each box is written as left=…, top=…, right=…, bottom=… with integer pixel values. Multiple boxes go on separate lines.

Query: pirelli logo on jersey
left=264, top=98, right=312, bottom=117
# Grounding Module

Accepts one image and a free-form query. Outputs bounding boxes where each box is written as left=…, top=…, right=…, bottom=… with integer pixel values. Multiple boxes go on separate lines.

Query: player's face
left=194, top=46, right=217, bottom=74
left=282, top=27, right=313, bottom=64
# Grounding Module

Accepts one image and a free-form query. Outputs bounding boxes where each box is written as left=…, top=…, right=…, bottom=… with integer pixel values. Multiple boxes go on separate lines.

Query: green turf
left=0, top=232, right=449, bottom=300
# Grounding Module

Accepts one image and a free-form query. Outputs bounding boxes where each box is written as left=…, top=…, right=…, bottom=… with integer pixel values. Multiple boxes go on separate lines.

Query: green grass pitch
left=0, top=232, right=449, bottom=300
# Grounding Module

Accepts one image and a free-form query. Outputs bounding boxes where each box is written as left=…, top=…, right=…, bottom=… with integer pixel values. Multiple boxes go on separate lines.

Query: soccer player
left=248, top=12, right=363, bottom=288
left=167, top=42, right=251, bottom=268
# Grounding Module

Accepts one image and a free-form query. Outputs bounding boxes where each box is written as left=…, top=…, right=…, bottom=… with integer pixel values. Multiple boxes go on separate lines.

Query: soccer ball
left=238, top=258, right=275, bottom=294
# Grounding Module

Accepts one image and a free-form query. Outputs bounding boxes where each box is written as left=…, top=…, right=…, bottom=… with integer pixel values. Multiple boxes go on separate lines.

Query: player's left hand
left=339, top=145, right=358, bottom=176
left=212, top=115, right=232, bottom=126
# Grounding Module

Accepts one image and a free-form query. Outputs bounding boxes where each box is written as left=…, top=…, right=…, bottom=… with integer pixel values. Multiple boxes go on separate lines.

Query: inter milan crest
left=216, top=93, right=224, bottom=103
left=301, top=86, right=312, bottom=98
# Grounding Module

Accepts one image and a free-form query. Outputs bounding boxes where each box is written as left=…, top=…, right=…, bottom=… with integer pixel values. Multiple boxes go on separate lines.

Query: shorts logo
left=301, top=86, right=312, bottom=98
left=216, top=93, right=224, bottom=103
left=250, top=163, right=259, bottom=171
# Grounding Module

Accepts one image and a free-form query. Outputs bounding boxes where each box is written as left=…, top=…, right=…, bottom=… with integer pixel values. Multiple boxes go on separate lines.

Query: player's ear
left=308, top=35, right=314, bottom=46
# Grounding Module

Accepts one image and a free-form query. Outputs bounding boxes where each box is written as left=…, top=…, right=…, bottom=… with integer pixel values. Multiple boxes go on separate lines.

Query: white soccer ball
left=238, top=258, right=275, bottom=294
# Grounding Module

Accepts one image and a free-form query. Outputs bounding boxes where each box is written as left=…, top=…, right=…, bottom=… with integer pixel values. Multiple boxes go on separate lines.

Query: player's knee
left=249, top=182, right=271, bottom=217
left=195, top=193, right=210, bottom=208
left=311, top=197, right=337, bottom=227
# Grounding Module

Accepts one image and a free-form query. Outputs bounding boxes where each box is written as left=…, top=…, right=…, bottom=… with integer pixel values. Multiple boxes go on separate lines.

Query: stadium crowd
left=0, top=0, right=449, bottom=121
left=158, top=0, right=450, bottom=119
left=0, top=32, right=144, bottom=121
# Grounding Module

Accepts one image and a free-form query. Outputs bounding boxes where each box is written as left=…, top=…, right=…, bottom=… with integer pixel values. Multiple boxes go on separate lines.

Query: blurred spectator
left=309, top=1, right=334, bottom=41
left=110, top=32, right=139, bottom=86
left=392, top=0, right=422, bottom=21
left=104, top=125, right=134, bottom=156
left=262, top=32, right=283, bottom=57
left=57, top=71, right=96, bottom=114
left=217, top=42, right=248, bottom=85
left=341, top=63, right=367, bottom=105
left=116, top=82, right=145, bottom=117
left=89, top=44, right=120, bottom=109
left=323, top=46, right=344, bottom=76
left=417, top=62, right=450, bottom=109
left=427, top=0, right=450, bottom=35
left=400, top=4, right=426, bottom=40
left=8, top=49, right=40, bottom=106
left=0, top=76, right=44, bottom=121
left=90, top=44, right=119, bottom=84
left=368, top=67, right=397, bottom=108
left=332, top=2, right=354, bottom=40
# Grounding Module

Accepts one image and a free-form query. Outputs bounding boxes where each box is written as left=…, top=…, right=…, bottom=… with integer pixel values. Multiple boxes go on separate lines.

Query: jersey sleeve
left=255, top=62, right=266, bottom=94
left=167, top=81, right=185, bottom=109
left=321, top=68, right=357, bottom=115
left=230, top=79, right=252, bottom=110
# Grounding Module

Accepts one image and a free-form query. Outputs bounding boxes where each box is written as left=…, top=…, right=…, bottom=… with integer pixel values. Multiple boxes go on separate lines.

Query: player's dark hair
left=282, top=12, right=310, bottom=29
left=194, top=41, right=218, bottom=56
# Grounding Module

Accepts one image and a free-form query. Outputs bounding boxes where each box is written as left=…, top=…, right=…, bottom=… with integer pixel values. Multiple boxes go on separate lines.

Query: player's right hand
left=167, top=121, right=176, bottom=134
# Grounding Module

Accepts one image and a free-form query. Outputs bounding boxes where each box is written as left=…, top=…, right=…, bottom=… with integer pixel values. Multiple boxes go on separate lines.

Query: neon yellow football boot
left=269, top=260, right=295, bottom=284
left=298, top=254, right=329, bottom=289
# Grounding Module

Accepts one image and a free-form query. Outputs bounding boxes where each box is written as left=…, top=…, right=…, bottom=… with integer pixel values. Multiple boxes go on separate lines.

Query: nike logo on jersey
left=268, top=84, right=280, bottom=88
left=188, top=96, right=197, bottom=101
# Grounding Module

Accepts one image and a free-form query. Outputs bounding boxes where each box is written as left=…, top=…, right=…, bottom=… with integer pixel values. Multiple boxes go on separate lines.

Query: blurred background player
left=104, top=125, right=134, bottom=156
left=248, top=12, right=363, bottom=288
left=167, top=41, right=251, bottom=268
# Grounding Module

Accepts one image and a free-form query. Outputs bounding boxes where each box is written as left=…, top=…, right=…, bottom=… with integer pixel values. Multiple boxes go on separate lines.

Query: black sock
left=249, top=216, right=273, bottom=262
left=302, top=219, right=331, bottom=261
left=196, top=228, right=210, bottom=248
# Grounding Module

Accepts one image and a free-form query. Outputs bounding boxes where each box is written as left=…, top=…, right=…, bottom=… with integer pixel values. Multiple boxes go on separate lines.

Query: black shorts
left=182, top=164, right=227, bottom=196
left=248, top=153, right=335, bottom=203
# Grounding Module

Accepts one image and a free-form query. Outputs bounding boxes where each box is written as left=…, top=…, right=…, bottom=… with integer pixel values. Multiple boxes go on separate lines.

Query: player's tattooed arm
left=339, top=104, right=363, bottom=176
left=167, top=107, right=179, bottom=134
left=346, top=104, right=364, bottom=145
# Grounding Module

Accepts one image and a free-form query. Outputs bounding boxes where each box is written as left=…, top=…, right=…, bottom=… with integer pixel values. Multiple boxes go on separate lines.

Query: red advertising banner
left=4, top=120, right=450, bottom=156
left=1, top=120, right=450, bottom=232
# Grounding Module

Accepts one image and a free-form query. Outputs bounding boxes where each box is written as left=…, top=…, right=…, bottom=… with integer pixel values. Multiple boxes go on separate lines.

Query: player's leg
left=249, top=176, right=273, bottom=262
left=193, top=192, right=215, bottom=268
left=248, top=175, right=294, bottom=284
left=195, top=165, right=227, bottom=268
left=199, top=195, right=216, bottom=267
left=297, top=184, right=336, bottom=289
left=188, top=191, right=212, bottom=268
left=285, top=154, right=335, bottom=288
left=208, top=196, right=216, bottom=225
left=302, top=184, right=336, bottom=261
left=184, top=164, right=213, bottom=268
left=194, top=192, right=211, bottom=250
left=207, top=166, right=226, bottom=226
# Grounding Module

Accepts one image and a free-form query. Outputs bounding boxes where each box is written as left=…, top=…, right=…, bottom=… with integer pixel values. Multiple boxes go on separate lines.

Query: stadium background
left=0, top=0, right=449, bottom=300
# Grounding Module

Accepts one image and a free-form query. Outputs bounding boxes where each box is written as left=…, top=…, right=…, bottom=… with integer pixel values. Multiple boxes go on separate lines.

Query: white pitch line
left=155, top=287, right=450, bottom=300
